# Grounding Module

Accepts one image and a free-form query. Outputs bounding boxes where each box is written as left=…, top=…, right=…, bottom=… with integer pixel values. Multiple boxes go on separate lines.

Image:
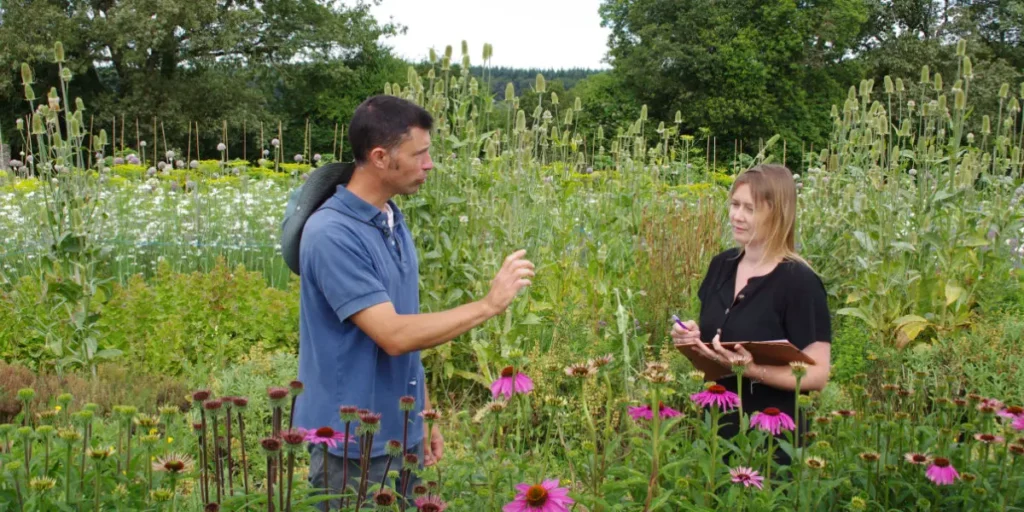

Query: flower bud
left=535, top=73, right=546, bottom=93
left=920, top=65, right=930, bottom=85
left=1000, top=83, right=1010, bottom=99
left=934, top=73, right=943, bottom=92
left=21, top=63, right=32, bottom=85
left=884, top=76, right=894, bottom=94
left=963, top=57, right=972, bottom=78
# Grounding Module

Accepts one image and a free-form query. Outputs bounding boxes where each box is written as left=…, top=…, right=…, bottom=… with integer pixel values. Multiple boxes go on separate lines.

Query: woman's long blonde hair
left=730, top=164, right=811, bottom=269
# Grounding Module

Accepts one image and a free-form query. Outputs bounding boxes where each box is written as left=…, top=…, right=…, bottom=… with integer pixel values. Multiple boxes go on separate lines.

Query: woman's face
left=729, top=183, right=767, bottom=246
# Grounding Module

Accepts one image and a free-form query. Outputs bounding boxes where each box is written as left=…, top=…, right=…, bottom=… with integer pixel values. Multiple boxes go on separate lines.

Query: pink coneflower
left=1013, top=415, right=1024, bottom=431
left=904, top=453, right=932, bottom=465
left=750, top=408, right=796, bottom=435
left=503, top=479, right=574, bottom=512
left=926, top=457, right=959, bottom=485
left=304, top=427, right=354, bottom=449
left=973, top=433, right=1005, bottom=444
left=627, top=402, right=682, bottom=421
left=999, top=405, right=1024, bottom=420
left=832, top=409, right=857, bottom=418
left=415, top=495, right=449, bottom=512
left=491, top=367, right=534, bottom=399
left=729, top=467, right=764, bottom=490
left=690, top=385, right=740, bottom=411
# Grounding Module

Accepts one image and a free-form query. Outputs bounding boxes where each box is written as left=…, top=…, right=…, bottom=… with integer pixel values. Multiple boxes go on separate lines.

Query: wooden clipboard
left=675, top=340, right=817, bottom=381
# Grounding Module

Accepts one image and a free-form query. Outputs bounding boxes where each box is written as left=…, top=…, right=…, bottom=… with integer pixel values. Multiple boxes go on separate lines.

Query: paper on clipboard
left=675, top=340, right=817, bottom=381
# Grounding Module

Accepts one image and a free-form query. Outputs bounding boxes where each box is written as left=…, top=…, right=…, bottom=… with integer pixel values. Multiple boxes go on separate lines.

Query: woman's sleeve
left=784, top=268, right=832, bottom=350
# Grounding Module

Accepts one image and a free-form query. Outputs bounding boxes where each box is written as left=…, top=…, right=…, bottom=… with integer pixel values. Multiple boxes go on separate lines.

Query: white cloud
left=365, top=0, right=612, bottom=70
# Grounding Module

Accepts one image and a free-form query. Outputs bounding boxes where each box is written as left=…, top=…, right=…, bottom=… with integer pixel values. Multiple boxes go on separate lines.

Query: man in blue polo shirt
left=294, top=95, right=535, bottom=506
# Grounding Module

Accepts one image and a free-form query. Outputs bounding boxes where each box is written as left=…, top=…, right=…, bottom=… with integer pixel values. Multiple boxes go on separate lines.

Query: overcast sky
left=366, top=0, right=612, bottom=70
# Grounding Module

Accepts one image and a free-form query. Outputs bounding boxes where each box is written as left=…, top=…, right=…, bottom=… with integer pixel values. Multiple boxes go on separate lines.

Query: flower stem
left=794, top=378, right=802, bottom=511
left=286, top=451, right=296, bottom=512
left=226, top=407, right=234, bottom=496
left=238, top=412, right=250, bottom=497
left=200, top=409, right=210, bottom=504
left=341, top=421, right=351, bottom=510
left=213, top=412, right=223, bottom=503
left=94, top=461, right=101, bottom=512
left=323, top=444, right=331, bottom=512
left=65, top=443, right=73, bottom=505
left=643, top=387, right=662, bottom=511
left=266, top=455, right=274, bottom=512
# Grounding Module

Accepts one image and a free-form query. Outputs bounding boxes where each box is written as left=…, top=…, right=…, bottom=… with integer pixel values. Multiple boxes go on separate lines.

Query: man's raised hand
left=483, top=250, right=535, bottom=315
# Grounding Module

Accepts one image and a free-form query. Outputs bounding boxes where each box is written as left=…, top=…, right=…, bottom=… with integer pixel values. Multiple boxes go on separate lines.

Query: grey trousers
left=307, top=443, right=423, bottom=510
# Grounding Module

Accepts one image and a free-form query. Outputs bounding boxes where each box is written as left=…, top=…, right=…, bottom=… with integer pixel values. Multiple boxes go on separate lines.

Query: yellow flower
left=55, top=406, right=62, bottom=412
left=167, top=437, right=174, bottom=444
left=149, top=428, right=158, bottom=435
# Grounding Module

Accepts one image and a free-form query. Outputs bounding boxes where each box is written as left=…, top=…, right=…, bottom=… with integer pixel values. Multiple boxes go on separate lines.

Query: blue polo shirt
left=293, top=185, right=424, bottom=459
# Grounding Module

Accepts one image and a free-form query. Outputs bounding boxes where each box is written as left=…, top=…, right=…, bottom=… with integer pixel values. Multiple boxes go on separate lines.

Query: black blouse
left=696, top=248, right=832, bottom=435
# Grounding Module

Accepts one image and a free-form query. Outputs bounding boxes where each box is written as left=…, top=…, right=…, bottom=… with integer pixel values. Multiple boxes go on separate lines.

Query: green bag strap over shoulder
left=280, top=162, right=356, bottom=275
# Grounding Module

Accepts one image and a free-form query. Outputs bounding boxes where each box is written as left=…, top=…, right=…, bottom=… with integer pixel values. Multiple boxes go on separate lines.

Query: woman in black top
left=671, top=164, right=832, bottom=462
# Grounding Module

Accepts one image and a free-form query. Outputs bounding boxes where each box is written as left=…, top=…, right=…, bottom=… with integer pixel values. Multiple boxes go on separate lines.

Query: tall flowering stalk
left=640, top=362, right=672, bottom=510
left=339, top=406, right=359, bottom=509
left=233, top=397, right=251, bottom=496
left=356, top=411, right=383, bottom=510
left=399, top=396, right=416, bottom=459
left=261, top=438, right=282, bottom=512
left=280, top=429, right=307, bottom=512
left=192, top=390, right=212, bottom=503
left=57, top=427, right=81, bottom=505
left=791, top=361, right=808, bottom=505
left=221, top=397, right=235, bottom=496
left=564, top=362, right=599, bottom=494
left=268, top=387, right=289, bottom=511
left=306, top=426, right=353, bottom=510
left=204, top=399, right=225, bottom=503
left=287, top=381, right=304, bottom=429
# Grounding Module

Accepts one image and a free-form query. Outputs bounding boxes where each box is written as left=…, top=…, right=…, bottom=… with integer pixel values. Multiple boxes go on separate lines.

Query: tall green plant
left=6, top=44, right=121, bottom=376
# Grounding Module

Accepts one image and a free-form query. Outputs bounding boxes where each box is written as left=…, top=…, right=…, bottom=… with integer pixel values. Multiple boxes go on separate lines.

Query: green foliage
left=599, top=0, right=868, bottom=158
left=0, top=261, right=299, bottom=377
left=0, top=0, right=400, bottom=159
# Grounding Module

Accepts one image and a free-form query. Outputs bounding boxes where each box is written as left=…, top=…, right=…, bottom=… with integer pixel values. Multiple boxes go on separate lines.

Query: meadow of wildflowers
left=2, top=39, right=1024, bottom=510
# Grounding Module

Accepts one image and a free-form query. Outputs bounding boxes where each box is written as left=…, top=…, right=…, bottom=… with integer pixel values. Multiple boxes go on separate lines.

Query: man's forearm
left=387, top=300, right=497, bottom=355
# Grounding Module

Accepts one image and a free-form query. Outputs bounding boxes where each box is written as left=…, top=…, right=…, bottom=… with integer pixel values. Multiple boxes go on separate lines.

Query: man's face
left=379, top=127, right=433, bottom=196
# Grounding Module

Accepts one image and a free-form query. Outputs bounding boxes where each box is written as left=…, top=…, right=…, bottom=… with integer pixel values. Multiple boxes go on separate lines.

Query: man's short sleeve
left=304, top=223, right=391, bottom=322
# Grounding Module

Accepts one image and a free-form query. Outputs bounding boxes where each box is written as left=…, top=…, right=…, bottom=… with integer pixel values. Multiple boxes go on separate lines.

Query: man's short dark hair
left=349, top=95, right=434, bottom=165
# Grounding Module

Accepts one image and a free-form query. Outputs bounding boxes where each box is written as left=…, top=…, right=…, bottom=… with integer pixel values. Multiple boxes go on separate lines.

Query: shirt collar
left=332, top=185, right=404, bottom=225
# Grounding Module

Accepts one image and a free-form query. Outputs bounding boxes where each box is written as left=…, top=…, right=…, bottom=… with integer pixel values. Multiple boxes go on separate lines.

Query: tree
left=598, top=0, right=869, bottom=157
left=0, top=0, right=398, bottom=157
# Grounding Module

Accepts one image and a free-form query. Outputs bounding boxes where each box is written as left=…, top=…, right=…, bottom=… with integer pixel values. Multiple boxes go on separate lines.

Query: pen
left=671, top=314, right=689, bottom=331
